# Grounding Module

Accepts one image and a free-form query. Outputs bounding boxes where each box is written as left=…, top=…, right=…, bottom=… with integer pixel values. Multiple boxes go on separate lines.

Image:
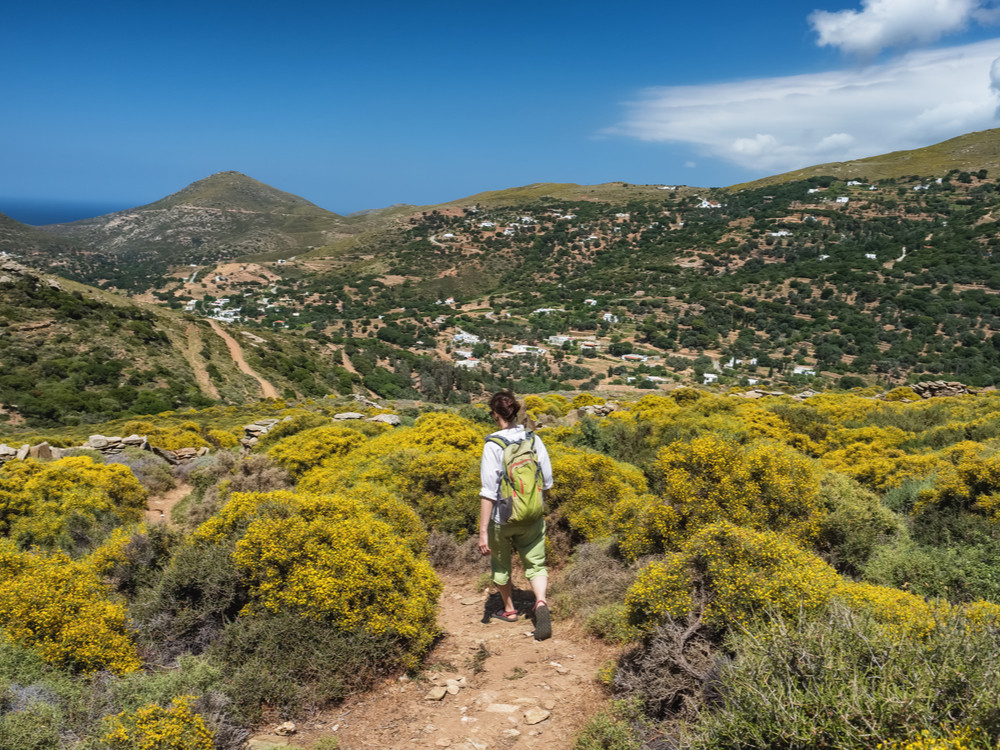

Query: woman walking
left=478, top=390, right=554, bottom=640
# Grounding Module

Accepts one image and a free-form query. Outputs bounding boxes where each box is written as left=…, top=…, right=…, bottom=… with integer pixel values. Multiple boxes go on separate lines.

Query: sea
left=0, top=199, right=131, bottom=226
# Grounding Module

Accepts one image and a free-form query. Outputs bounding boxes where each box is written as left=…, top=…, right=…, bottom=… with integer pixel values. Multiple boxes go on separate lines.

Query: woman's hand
left=478, top=531, right=490, bottom=556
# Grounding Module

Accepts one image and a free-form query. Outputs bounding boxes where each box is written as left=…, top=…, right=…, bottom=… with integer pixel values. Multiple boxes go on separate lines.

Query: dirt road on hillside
left=252, top=572, right=618, bottom=750
left=180, top=325, right=221, bottom=400
left=208, top=320, right=280, bottom=399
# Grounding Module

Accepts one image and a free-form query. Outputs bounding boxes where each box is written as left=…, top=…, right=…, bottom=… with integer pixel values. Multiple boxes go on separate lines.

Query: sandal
left=532, top=600, right=551, bottom=641
left=491, top=609, right=519, bottom=622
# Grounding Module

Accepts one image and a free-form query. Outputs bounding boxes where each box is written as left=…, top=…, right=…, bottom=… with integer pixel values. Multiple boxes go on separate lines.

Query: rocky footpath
left=249, top=572, right=616, bottom=750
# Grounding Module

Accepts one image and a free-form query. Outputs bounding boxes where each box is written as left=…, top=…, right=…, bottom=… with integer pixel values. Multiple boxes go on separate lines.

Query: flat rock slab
left=523, top=708, right=551, bottom=725
left=247, top=736, right=290, bottom=749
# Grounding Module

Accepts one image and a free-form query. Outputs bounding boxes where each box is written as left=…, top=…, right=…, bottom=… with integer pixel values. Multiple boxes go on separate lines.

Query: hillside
left=9, top=129, right=1000, bottom=408
left=30, top=172, right=352, bottom=292
left=0, top=259, right=356, bottom=427
left=729, top=128, right=1000, bottom=191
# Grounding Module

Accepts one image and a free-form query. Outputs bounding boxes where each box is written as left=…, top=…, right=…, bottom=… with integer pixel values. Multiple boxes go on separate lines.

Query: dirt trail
left=144, top=480, right=192, bottom=525
left=271, top=573, right=617, bottom=750
left=208, top=320, right=280, bottom=399
left=180, top=324, right=221, bottom=400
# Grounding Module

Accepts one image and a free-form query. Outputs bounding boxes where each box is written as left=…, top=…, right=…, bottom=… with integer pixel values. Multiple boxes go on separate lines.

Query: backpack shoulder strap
left=486, top=434, right=511, bottom=448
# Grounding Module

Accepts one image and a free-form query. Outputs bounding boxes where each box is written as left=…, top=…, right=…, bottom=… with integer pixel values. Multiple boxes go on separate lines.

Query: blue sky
left=4, top=0, right=1000, bottom=217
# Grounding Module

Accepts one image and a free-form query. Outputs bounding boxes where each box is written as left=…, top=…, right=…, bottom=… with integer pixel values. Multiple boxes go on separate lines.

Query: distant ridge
left=729, top=129, right=1000, bottom=191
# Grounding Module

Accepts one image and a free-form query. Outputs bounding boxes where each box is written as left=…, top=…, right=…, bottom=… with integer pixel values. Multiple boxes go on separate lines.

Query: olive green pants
left=488, top=517, right=547, bottom=585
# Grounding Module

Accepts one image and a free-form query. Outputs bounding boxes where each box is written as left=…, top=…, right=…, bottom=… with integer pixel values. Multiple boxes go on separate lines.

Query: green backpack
left=487, top=431, right=545, bottom=525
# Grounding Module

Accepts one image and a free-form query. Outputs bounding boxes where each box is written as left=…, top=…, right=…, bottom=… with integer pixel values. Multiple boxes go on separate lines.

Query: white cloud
left=810, top=0, right=984, bottom=56
left=609, top=39, right=1000, bottom=175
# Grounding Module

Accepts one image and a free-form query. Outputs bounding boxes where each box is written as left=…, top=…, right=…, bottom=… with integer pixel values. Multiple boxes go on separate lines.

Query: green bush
left=213, top=612, right=405, bottom=722
left=815, top=472, right=902, bottom=575
left=574, top=699, right=653, bottom=750
left=687, top=604, right=1000, bottom=750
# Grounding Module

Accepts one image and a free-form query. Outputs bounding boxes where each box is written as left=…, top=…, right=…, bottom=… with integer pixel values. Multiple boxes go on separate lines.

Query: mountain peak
left=138, top=172, right=340, bottom=217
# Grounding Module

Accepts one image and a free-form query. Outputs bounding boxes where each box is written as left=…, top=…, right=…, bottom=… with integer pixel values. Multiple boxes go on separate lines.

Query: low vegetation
left=1, top=386, right=1000, bottom=749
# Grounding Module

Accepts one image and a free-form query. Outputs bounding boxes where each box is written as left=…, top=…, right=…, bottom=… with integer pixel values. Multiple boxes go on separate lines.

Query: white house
left=480, top=221, right=496, bottom=228
left=547, top=335, right=573, bottom=347
left=865, top=253, right=877, bottom=260
left=847, top=180, right=863, bottom=186
left=747, top=377, right=760, bottom=385
left=698, top=199, right=722, bottom=209
left=454, top=349, right=474, bottom=359
left=603, top=313, right=619, bottom=323
left=455, top=359, right=479, bottom=369
left=622, top=354, right=648, bottom=362
left=819, top=254, right=830, bottom=261
left=836, top=197, right=849, bottom=204
left=914, top=185, right=929, bottom=191
left=533, top=307, right=563, bottom=315
left=584, top=299, right=597, bottom=306
left=615, top=213, right=630, bottom=219
left=770, top=230, right=792, bottom=237
left=452, top=329, right=481, bottom=345
left=807, top=188, right=821, bottom=194
left=793, top=366, right=817, bottom=376
left=703, top=372, right=719, bottom=384
left=442, top=232, right=455, bottom=239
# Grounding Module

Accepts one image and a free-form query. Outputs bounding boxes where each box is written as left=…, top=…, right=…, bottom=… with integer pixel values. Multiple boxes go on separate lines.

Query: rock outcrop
left=910, top=381, right=975, bottom=399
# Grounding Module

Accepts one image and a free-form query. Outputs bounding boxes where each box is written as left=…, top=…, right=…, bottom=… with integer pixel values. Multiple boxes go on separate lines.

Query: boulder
left=88, top=435, right=110, bottom=449
left=366, top=413, right=401, bottom=425
left=334, top=412, right=365, bottom=420
left=16, top=444, right=29, bottom=460
left=28, top=442, right=52, bottom=460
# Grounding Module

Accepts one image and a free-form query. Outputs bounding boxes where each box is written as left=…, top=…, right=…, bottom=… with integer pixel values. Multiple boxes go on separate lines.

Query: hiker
left=478, top=390, right=554, bottom=640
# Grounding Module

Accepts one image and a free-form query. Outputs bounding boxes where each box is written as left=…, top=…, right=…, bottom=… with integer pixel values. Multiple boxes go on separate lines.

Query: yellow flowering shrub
left=266, top=424, right=367, bottom=478
left=545, top=444, right=648, bottom=539
left=835, top=582, right=939, bottom=638
left=196, top=490, right=440, bottom=666
left=612, top=493, right=682, bottom=560
left=206, top=428, right=239, bottom=449
left=878, top=726, right=993, bottom=750
left=120, top=421, right=210, bottom=450
left=905, top=442, right=1000, bottom=520
left=3, top=456, right=147, bottom=551
left=884, top=386, right=921, bottom=402
left=732, top=401, right=822, bottom=455
left=101, top=696, right=213, bottom=750
left=0, top=459, right=37, bottom=534
left=88, top=524, right=143, bottom=578
left=0, top=539, right=139, bottom=673
left=572, top=393, right=606, bottom=408
left=820, top=427, right=941, bottom=492
left=624, top=521, right=947, bottom=638
left=624, top=522, right=841, bottom=631
left=297, top=417, right=484, bottom=534
left=645, top=436, right=822, bottom=550
left=410, top=412, right=485, bottom=450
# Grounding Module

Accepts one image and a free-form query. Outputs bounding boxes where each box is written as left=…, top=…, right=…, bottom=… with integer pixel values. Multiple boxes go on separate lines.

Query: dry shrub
left=555, top=542, right=635, bottom=620
left=426, top=530, right=486, bottom=574
left=613, top=618, right=718, bottom=722
left=175, top=453, right=292, bottom=530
